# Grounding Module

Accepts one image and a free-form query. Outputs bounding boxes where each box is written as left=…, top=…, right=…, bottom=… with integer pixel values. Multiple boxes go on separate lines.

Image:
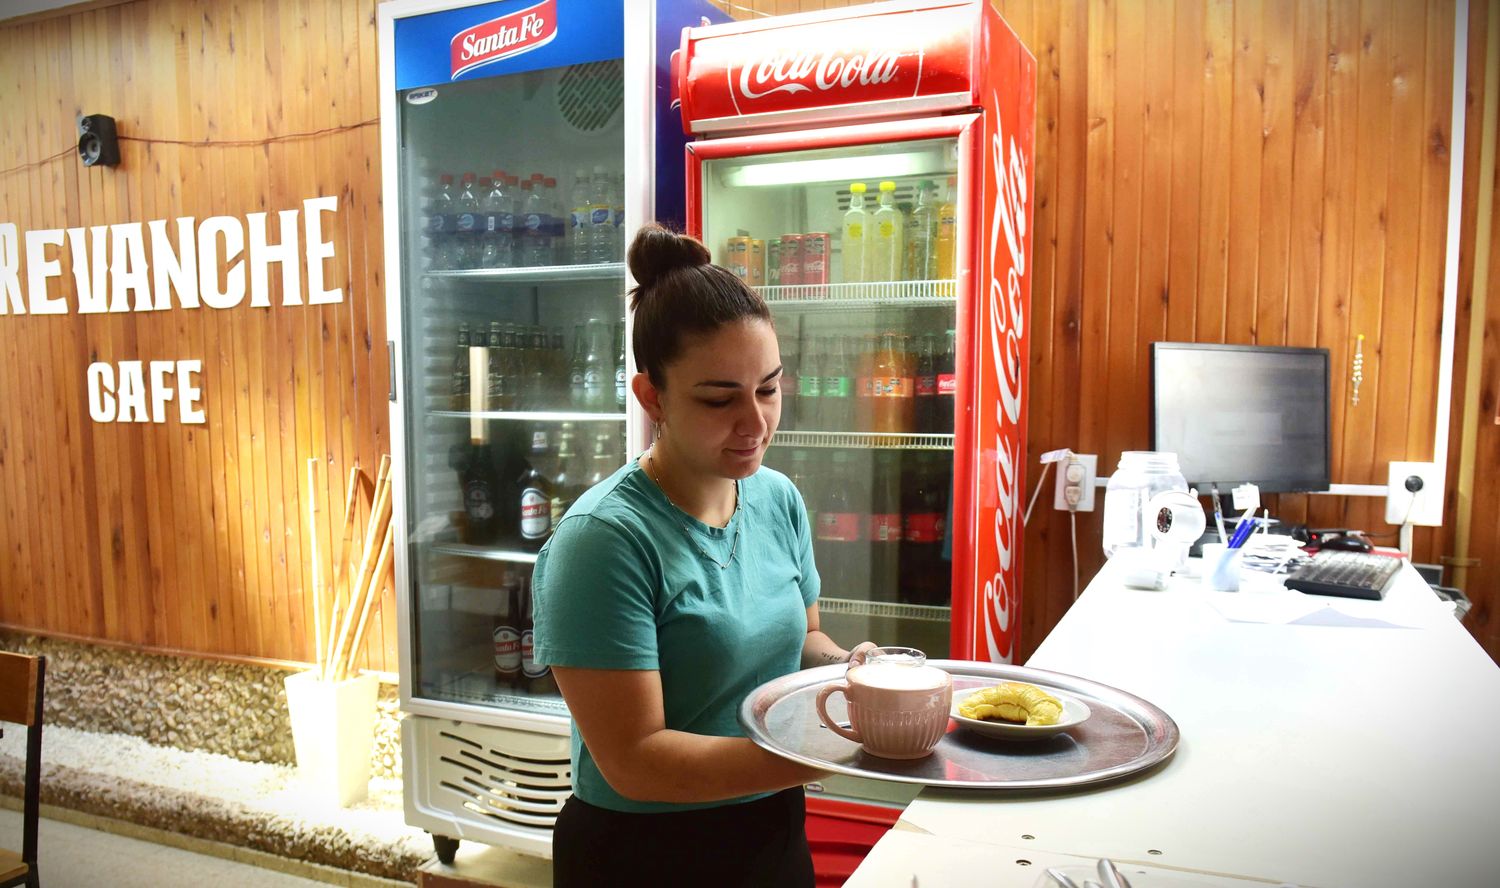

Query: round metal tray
left=740, top=660, right=1180, bottom=790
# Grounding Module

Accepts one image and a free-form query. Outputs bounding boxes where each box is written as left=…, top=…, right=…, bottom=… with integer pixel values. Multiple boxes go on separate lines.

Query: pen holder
left=1200, top=543, right=1243, bottom=592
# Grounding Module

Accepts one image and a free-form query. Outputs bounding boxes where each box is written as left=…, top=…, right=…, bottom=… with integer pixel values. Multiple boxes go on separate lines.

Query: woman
left=532, top=223, right=875, bottom=886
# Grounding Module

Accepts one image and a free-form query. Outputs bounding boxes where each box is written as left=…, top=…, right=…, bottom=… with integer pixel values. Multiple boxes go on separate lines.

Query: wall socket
left=1385, top=461, right=1443, bottom=526
left=1054, top=453, right=1098, bottom=512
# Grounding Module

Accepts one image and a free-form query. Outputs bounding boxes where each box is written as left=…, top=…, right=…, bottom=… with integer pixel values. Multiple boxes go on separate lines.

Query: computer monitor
left=1150, top=342, right=1331, bottom=493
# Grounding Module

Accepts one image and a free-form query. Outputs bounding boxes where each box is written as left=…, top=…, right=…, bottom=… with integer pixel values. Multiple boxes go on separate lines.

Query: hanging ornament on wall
left=1351, top=333, right=1365, bottom=406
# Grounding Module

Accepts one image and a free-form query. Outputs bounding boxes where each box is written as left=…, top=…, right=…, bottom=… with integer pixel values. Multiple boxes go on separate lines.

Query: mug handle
left=815, top=682, right=861, bottom=743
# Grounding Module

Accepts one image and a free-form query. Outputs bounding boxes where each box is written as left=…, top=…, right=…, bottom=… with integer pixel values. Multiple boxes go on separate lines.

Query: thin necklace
left=647, top=448, right=741, bottom=570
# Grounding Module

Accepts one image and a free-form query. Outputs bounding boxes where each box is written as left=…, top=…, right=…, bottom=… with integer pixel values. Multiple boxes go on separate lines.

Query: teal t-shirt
left=531, top=459, right=819, bottom=814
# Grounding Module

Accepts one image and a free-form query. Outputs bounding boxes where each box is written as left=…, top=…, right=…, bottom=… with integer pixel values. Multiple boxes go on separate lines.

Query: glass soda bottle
left=841, top=183, right=868, bottom=284
left=816, top=451, right=864, bottom=596
left=935, top=176, right=958, bottom=280
left=869, top=181, right=905, bottom=283
left=937, top=329, right=957, bottom=434
left=913, top=333, right=938, bottom=433
left=821, top=335, right=855, bottom=430
left=905, top=180, right=937, bottom=281
left=871, top=332, right=913, bottom=433
left=614, top=322, right=627, bottom=411
left=797, top=336, right=822, bottom=430
left=869, top=450, right=902, bottom=602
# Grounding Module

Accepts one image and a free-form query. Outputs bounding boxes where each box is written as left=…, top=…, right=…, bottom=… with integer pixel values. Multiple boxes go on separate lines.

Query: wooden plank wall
left=0, top=0, right=394, bottom=671
left=1, top=0, right=1495, bottom=669
left=719, top=0, right=1499, bottom=663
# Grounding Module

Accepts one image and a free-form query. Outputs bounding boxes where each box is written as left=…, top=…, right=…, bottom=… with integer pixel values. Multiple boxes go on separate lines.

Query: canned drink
left=767, top=238, right=782, bottom=287
left=801, top=232, right=830, bottom=289
left=778, top=233, right=804, bottom=287
left=726, top=236, right=751, bottom=282
left=749, top=239, right=765, bottom=287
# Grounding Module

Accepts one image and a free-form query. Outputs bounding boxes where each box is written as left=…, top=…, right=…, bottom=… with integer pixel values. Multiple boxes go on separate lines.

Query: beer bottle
left=519, top=576, right=559, bottom=695
left=614, top=322, right=627, bottom=412
left=516, top=458, right=551, bottom=551
left=450, top=322, right=471, bottom=411
left=549, top=328, right=567, bottom=400
left=525, top=327, right=548, bottom=409
left=821, top=335, right=855, bottom=430
left=484, top=321, right=504, bottom=411
left=585, top=428, right=615, bottom=488
left=582, top=319, right=610, bottom=412
left=499, top=323, right=523, bottom=411
left=452, top=433, right=502, bottom=545
left=549, top=424, right=583, bottom=530
left=568, top=324, right=587, bottom=408
left=493, top=573, right=523, bottom=689
left=869, top=450, right=902, bottom=602
left=914, top=333, right=938, bottom=433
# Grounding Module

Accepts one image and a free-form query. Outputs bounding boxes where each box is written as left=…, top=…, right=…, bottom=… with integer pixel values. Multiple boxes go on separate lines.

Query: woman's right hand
left=847, top=641, right=880, bottom=666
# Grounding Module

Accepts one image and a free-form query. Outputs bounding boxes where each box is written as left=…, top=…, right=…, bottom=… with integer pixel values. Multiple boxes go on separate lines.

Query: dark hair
left=627, top=223, right=771, bottom=388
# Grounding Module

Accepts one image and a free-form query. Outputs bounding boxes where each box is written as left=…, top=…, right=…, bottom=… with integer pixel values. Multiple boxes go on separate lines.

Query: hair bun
left=628, top=223, right=711, bottom=291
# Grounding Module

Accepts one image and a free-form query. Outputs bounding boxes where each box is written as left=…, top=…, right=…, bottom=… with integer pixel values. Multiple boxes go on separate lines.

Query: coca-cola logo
left=450, top=0, right=557, bottom=81
left=982, top=90, right=1030, bottom=664
left=733, top=47, right=909, bottom=104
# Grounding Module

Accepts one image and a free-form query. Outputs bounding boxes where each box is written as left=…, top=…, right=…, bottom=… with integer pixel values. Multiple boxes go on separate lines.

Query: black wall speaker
left=78, top=114, right=120, bottom=167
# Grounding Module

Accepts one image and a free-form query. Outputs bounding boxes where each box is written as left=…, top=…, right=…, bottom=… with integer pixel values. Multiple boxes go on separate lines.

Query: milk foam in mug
left=815, top=647, right=953, bottom=759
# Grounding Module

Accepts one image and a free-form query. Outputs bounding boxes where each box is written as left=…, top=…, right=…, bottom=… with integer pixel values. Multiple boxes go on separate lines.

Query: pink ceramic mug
left=815, top=648, right=953, bottom=760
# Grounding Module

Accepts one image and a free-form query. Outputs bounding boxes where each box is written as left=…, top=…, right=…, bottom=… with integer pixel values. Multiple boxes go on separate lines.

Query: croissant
left=959, top=682, right=1063, bottom=726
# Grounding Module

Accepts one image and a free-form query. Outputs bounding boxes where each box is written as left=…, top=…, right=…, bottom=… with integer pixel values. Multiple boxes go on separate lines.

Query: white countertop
left=848, top=558, right=1500, bottom=888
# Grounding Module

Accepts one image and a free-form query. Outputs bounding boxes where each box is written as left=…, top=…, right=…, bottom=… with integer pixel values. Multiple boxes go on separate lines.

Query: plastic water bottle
left=868, top=180, right=904, bottom=282
left=542, top=176, right=564, bottom=264
left=454, top=173, right=481, bottom=269
left=481, top=172, right=514, bottom=268
left=568, top=170, right=592, bottom=265
left=611, top=173, right=625, bottom=258
left=426, top=173, right=454, bottom=269
left=905, top=180, right=937, bottom=281
left=520, top=179, right=549, bottom=267
left=588, top=166, right=614, bottom=264
left=841, top=182, right=868, bottom=284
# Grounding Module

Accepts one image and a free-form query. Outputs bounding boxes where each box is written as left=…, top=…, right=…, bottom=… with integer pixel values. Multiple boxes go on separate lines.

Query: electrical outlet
left=1054, top=453, right=1097, bottom=512
left=1385, top=461, right=1443, bottom=526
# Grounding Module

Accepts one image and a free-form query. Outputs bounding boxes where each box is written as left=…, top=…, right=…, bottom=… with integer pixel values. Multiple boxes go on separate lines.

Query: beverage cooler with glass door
left=676, top=0, right=1037, bottom=841
left=377, top=0, right=727, bottom=862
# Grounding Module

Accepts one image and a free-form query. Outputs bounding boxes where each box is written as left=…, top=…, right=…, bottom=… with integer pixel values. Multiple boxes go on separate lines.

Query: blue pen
left=1228, top=515, right=1256, bottom=549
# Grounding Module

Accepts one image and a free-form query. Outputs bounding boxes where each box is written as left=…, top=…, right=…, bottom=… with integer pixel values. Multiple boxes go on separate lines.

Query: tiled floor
left=0, top=808, right=331, bottom=888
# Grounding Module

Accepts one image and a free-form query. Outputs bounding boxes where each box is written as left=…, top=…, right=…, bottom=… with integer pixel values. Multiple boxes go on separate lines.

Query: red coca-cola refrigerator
left=675, top=0, right=1036, bottom=867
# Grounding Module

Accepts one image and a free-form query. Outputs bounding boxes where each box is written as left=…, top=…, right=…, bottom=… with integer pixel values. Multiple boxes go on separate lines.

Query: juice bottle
left=841, top=183, right=868, bottom=284
left=905, top=180, right=937, bottom=281
left=935, top=176, right=958, bottom=280
left=855, top=333, right=877, bottom=431
left=869, top=181, right=905, bottom=282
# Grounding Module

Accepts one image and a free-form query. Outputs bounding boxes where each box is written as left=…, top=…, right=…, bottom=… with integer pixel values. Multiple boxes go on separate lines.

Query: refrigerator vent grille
left=435, top=728, right=571, bottom=830
left=557, top=60, right=623, bottom=133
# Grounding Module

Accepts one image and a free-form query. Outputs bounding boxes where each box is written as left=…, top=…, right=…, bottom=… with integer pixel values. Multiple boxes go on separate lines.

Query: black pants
left=552, top=787, right=815, bottom=888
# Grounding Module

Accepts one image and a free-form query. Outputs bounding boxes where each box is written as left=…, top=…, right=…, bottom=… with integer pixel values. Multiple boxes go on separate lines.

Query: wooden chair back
left=0, top=650, right=43, bottom=888
left=0, top=652, right=40, bottom=725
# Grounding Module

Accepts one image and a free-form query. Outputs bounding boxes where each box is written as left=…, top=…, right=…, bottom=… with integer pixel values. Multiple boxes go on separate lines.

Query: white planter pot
left=284, top=670, right=380, bottom=807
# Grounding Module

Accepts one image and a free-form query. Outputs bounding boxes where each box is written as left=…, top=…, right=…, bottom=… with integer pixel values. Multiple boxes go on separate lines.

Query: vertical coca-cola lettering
left=983, top=88, right=1032, bottom=663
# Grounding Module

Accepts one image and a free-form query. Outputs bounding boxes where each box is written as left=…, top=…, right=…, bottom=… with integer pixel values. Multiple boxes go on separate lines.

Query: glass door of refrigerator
left=700, top=139, right=960, bottom=659
left=397, top=62, right=628, bottom=716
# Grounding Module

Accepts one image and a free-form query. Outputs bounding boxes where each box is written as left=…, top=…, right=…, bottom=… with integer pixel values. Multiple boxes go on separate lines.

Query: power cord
left=1022, top=460, right=1053, bottom=526
left=1071, top=511, right=1080, bottom=600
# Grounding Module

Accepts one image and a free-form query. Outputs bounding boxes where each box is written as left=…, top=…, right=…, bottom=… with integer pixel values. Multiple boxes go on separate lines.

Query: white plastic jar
left=1102, top=451, right=1189, bottom=559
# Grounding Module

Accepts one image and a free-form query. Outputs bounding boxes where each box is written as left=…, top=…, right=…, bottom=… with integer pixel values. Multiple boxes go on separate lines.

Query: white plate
left=949, top=686, right=1092, bottom=740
